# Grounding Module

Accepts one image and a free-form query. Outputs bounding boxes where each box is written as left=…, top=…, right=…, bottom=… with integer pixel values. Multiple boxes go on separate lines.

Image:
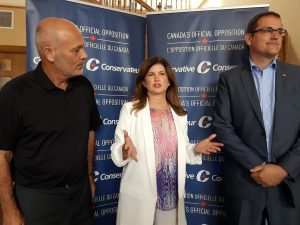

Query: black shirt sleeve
left=87, top=80, right=102, bottom=131
left=0, top=82, right=20, bottom=151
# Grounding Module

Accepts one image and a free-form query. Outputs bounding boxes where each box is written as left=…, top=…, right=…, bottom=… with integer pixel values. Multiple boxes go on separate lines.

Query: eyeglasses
left=251, top=27, right=286, bottom=37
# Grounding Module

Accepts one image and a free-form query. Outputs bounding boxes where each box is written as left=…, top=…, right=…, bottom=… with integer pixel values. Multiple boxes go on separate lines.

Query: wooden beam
left=135, top=0, right=155, bottom=11
left=0, top=5, right=25, bottom=9
left=0, top=45, right=26, bottom=54
left=198, top=0, right=208, bottom=8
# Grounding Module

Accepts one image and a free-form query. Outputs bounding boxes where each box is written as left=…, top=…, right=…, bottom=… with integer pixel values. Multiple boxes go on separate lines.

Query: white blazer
left=111, top=101, right=202, bottom=225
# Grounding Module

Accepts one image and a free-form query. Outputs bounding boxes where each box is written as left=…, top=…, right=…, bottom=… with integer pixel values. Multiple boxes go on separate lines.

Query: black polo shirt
left=0, top=63, right=101, bottom=188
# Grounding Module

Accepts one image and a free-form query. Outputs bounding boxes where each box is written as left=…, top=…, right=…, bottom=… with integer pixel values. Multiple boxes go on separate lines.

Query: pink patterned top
left=150, top=108, right=178, bottom=211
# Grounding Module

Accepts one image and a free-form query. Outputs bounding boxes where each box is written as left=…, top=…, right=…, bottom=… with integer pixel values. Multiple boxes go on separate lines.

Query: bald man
left=0, top=18, right=101, bottom=225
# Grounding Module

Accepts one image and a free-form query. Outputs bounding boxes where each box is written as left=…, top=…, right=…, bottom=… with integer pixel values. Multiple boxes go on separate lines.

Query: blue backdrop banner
left=26, top=1, right=146, bottom=224
left=26, top=2, right=268, bottom=225
left=146, top=5, right=268, bottom=225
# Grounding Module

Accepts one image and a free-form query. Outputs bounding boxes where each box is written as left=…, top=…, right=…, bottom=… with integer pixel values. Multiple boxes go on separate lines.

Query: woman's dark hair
left=131, top=56, right=187, bottom=116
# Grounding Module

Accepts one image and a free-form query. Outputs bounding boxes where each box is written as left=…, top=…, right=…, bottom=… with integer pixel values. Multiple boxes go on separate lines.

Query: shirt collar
left=33, top=62, right=77, bottom=91
left=33, top=62, right=58, bottom=91
left=249, top=58, right=277, bottom=71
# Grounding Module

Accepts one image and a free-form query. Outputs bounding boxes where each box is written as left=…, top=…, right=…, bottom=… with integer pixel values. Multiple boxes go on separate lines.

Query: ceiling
left=0, top=0, right=222, bottom=9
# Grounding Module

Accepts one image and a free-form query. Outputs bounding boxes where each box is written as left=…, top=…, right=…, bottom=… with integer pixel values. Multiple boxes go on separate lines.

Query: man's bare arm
left=0, top=150, right=24, bottom=225
left=87, top=131, right=96, bottom=198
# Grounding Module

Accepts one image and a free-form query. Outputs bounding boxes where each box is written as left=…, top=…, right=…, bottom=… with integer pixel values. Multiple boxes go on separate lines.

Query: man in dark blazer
left=213, top=11, right=300, bottom=225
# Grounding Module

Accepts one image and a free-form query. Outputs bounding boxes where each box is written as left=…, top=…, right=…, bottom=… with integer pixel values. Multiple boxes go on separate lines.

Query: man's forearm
left=0, top=150, right=18, bottom=212
left=87, top=132, right=96, bottom=197
left=87, top=131, right=96, bottom=175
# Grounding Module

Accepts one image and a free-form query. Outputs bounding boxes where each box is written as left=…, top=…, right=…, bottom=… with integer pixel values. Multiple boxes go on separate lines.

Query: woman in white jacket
left=111, top=56, right=223, bottom=225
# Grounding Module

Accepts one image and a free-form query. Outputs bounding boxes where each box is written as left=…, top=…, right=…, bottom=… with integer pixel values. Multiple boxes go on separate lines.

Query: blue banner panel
left=147, top=6, right=268, bottom=225
left=26, top=1, right=146, bottom=224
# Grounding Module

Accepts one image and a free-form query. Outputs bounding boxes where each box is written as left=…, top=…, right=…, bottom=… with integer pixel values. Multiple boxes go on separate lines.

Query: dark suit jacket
left=213, top=61, right=300, bottom=207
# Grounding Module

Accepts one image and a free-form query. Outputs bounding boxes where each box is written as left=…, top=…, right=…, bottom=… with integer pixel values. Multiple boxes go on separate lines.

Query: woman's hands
left=194, top=134, right=223, bottom=155
left=122, top=130, right=138, bottom=162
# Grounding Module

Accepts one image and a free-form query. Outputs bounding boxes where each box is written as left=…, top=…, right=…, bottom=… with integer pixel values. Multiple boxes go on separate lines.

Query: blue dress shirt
left=250, top=59, right=276, bottom=162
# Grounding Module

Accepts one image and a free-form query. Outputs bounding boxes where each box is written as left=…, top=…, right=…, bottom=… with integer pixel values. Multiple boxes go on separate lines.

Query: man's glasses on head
left=251, top=27, right=286, bottom=37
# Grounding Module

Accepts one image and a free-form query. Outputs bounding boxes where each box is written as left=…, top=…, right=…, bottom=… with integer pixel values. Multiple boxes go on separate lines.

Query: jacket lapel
left=272, top=63, right=287, bottom=154
left=170, top=108, right=185, bottom=197
left=140, top=101, right=157, bottom=196
left=240, top=64, right=265, bottom=129
left=273, top=62, right=286, bottom=117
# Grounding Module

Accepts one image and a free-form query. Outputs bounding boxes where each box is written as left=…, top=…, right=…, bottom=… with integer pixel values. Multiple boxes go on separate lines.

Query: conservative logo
left=102, top=118, right=118, bottom=125
left=196, top=170, right=210, bottom=182
left=194, top=170, right=222, bottom=183
left=188, top=116, right=212, bottom=128
left=198, top=116, right=212, bottom=128
left=197, top=60, right=237, bottom=74
left=33, top=56, right=41, bottom=64
left=197, top=61, right=211, bottom=74
left=93, top=171, right=122, bottom=182
left=85, top=57, right=138, bottom=73
left=86, top=58, right=100, bottom=71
